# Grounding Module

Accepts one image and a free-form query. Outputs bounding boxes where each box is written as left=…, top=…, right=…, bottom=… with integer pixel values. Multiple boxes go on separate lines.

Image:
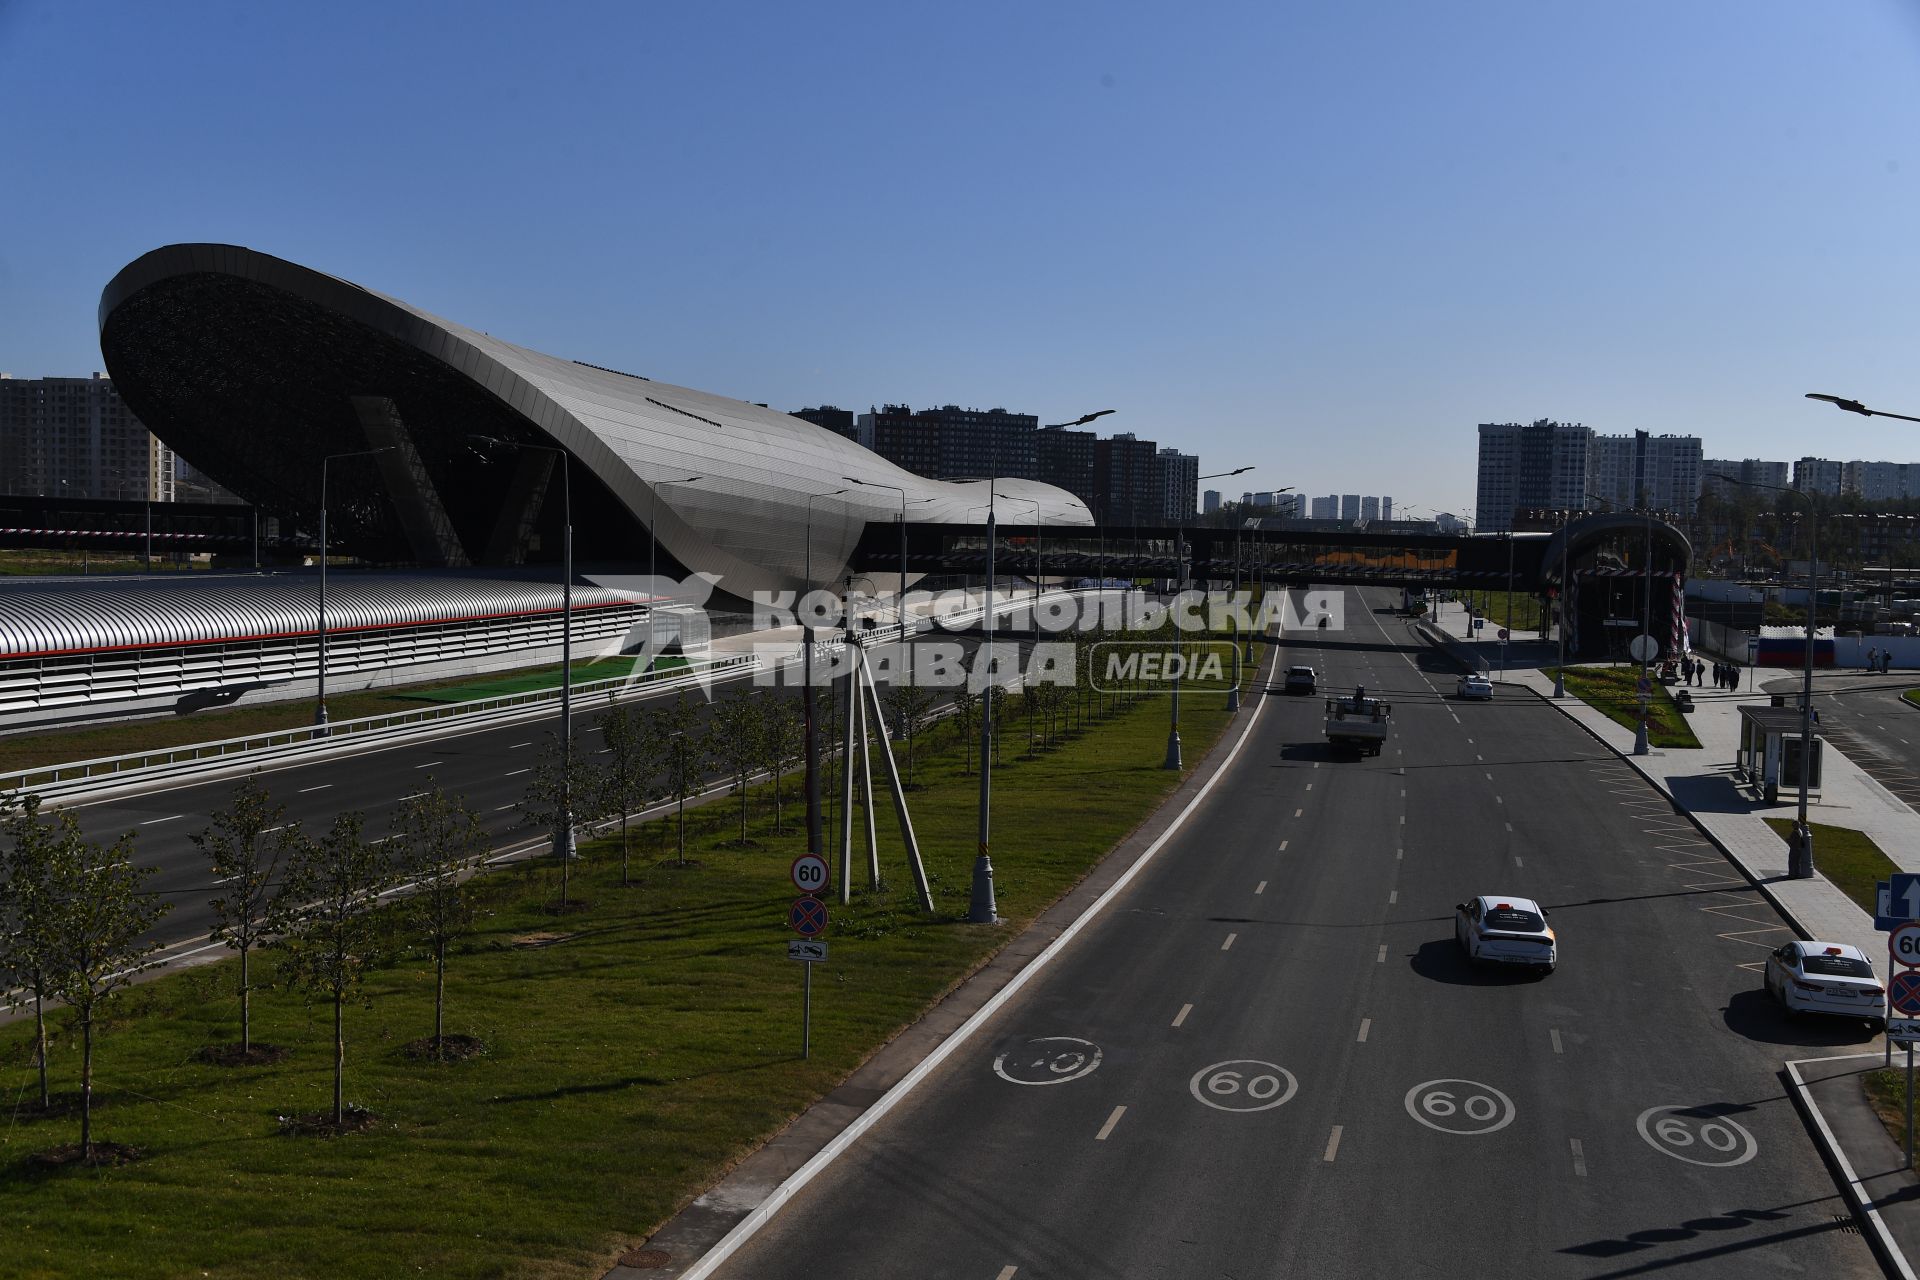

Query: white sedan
left=1454, top=896, right=1556, bottom=972
left=1764, top=941, right=1885, bottom=1030
left=1457, top=673, right=1493, bottom=700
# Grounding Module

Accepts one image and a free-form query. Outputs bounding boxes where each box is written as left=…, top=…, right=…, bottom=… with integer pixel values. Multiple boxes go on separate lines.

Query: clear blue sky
left=4, top=0, right=1919, bottom=518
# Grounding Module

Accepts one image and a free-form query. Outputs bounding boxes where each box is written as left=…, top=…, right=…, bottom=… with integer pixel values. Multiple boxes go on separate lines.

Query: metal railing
left=0, top=653, right=757, bottom=797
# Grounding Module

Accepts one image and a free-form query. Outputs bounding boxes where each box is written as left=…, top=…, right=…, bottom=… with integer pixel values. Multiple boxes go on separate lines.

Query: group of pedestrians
left=1865, top=647, right=1896, bottom=674
left=1677, top=655, right=1743, bottom=690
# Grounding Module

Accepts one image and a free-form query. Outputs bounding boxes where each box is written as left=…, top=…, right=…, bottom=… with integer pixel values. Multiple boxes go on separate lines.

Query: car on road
left=1764, top=940, right=1884, bottom=1029
left=1282, top=665, right=1316, bottom=695
left=1456, top=673, right=1493, bottom=700
left=1454, top=895, right=1556, bottom=972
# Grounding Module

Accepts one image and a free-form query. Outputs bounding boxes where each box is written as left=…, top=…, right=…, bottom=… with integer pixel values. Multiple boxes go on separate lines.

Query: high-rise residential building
left=856, top=404, right=1041, bottom=485
left=1251, top=491, right=1274, bottom=507
left=1310, top=495, right=1338, bottom=520
left=1340, top=494, right=1361, bottom=521
left=1034, top=426, right=1096, bottom=504
left=1156, top=447, right=1199, bottom=521
left=1794, top=457, right=1845, bottom=496
left=1586, top=430, right=1702, bottom=513
left=1203, top=489, right=1221, bottom=514
left=0, top=372, right=175, bottom=501
left=1702, top=458, right=1791, bottom=501
left=1361, top=496, right=1380, bottom=522
left=790, top=405, right=857, bottom=440
left=1275, top=493, right=1303, bottom=518
left=1843, top=460, right=1920, bottom=501
left=1381, top=497, right=1392, bottom=521
left=1094, top=433, right=1162, bottom=525
left=1475, top=419, right=1592, bottom=532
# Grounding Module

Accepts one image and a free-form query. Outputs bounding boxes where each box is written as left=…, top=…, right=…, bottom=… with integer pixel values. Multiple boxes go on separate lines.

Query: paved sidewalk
left=1420, top=598, right=1920, bottom=1271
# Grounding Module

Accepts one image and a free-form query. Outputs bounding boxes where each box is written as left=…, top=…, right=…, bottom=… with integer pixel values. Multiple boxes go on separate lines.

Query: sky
left=3, top=0, right=1920, bottom=519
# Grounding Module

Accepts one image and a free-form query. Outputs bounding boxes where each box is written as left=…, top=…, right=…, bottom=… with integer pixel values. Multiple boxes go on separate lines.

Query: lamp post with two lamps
left=1166, top=466, right=1253, bottom=770
left=1228, top=486, right=1292, bottom=712
left=802, top=489, right=851, bottom=865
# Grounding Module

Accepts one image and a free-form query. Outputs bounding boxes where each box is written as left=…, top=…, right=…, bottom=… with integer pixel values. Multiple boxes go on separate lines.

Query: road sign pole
left=803, top=959, right=812, bottom=1060
left=1907, top=1040, right=1914, bottom=1169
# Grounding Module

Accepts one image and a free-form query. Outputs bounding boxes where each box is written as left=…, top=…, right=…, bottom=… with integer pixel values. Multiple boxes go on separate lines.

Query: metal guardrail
left=0, top=653, right=757, bottom=796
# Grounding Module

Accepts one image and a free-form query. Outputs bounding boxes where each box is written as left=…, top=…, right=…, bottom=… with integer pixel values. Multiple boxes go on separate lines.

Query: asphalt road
left=712, top=588, right=1880, bottom=1279
left=1763, top=674, right=1920, bottom=814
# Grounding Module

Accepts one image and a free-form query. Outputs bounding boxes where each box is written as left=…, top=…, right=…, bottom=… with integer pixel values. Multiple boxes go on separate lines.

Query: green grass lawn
left=1862, top=1070, right=1919, bottom=1151
left=0, top=671, right=1248, bottom=1279
left=0, top=657, right=692, bottom=776
left=1902, top=688, right=1920, bottom=708
left=1761, top=818, right=1897, bottom=916
left=1542, top=665, right=1703, bottom=749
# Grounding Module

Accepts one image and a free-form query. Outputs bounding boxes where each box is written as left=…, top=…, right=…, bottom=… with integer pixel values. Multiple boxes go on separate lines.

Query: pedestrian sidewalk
left=1420, top=596, right=1920, bottom=1271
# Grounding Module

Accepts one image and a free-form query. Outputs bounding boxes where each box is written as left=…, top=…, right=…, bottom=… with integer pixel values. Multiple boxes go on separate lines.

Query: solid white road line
left=505, top=768, right=531, bottom=777
left=511, top=742, right=532, bottom=749
left=415, top=760, right=443, bottom=769
left=1221, top=933, right=1237, bottom=951
left=1569, top=1138, right=1587, bottom=1177
left=299, top=784, right=331, bottom=793
left=1357, top=1018, right=1371, bottom=1043
left=1173, top=1003, right=1192, bottom=1028
left=1376, top=944, right=1388, bottom=963
left=1095, top=1106, right=1127, bottom=1141
left=399, top=791, right=427, bottom=802
left=142, top=814, right=183, bottom=825
left=1550, top=1029, right=1563, bottom=1054
left=1323, top=1125, right=1343, bottom=1162
left=1255, top=881, right=1267, bottom=894
left=1786, top=1054, right=1920, bottom=1280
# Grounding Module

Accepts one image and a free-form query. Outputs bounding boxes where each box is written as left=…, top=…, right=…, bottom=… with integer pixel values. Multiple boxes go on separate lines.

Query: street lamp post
left=1228, top=486, right=1294, bottom=712
left=803, top=489, right=850, bottom=866
left=1168, top=466, right=1252, bottom=768
left=1554, top=507, right=1572, bottom=698
left=315, top=447, right=395, bottom=731
left=971, top=479, right=1003, bottom=924
left=471, top=437, right=577, bottom=868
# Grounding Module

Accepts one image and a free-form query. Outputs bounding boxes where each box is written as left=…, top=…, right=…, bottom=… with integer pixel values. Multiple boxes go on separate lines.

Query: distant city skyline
left=3, top=2, right=1918, bottom=520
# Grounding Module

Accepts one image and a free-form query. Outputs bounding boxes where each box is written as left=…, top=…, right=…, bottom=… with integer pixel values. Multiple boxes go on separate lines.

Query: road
left=1765, top=674, right=1920, bottom=814
left=712, top=587, right=1879, bottom=1279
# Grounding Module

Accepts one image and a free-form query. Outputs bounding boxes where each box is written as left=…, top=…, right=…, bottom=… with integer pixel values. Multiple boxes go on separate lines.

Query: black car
left=1282, top=665, right=1316, bottom=695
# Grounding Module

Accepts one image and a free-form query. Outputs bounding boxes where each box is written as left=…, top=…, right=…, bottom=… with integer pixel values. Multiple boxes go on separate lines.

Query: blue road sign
left=1877, top=874, right=1920, bottom=931
left=1891, top=972, right=1920, bottom=1017
left=789, top=896, right=829, bottom=938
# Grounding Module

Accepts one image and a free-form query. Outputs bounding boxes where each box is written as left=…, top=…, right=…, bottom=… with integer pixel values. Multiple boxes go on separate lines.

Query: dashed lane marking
left=1294, top=809, right=1303, bottom=818
left=1173, top=1004, right=1192, bottom=1027
left=1357, top=1019, right=1371, bottom=1043
left=1570, top=1138, right=1587, bottom=1177
left=1324, top=1125, right=1344, bottom=1162
left=414, top=760, right=444, bottom=769
left=1279, top=839, right=1289, bottom=851
left=1506, top=823, right=1514, bottom=834
left=1388, top=890, right=1398, bottom=905
left=299, top=784, right=331, bottom=793
left=1550, top=1029, right=1563, bottom=1054
left=1255, top=881, right=1267, bottom=894
left=505, top=768, right=530, bottom=777
left=1377, top=944, right=1388, bottom=963
left=997, top=1268, right=1019, bottom=1280
left=1222, top=933, right=1237, bottom=951
left=1095, top=1106, right=1127, bottom=1141
left=511, top=742, right=532, bottom=749
left=142, top=814, right=183, bottom=825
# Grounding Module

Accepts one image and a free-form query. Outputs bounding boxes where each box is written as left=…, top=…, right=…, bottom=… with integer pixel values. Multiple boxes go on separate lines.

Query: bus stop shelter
left=1736, top=705, right=1823, bottom=804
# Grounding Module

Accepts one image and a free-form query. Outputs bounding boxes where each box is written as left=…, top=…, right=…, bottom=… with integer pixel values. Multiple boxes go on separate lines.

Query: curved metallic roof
left=0, top=573, right=640, bottom=660
left=99, top=244, right=1092, bottom=596
left=1538, top=512, right=1692, bottom=587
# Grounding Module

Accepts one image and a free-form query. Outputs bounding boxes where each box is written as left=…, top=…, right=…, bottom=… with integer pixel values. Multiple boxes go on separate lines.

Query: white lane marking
left=1512, top=853, right=1522, bottom=865
left=493, top=803, right=516, bottom=812
left=1312, top=761, right=1320, bottom=769
left=1570, top=1137, right=1587, bottom=1177
left=1173, top=1003, right=1192, bottom=1028
left=1396, top=848, right=1403, bottom=860
left=1450, top=713, right=1460, bottom=724
left=142, top=814, right=183, bottom=825
left=1485, top=772, right=1493, bottom=781
left=1377, top=944, right=1388, bottom=963
left=1466, top=738, right=1474, bottom=745
left=299, top=784, right=331, bottom=793
left=1294, top=809, right=1303, bottom=818
left=1494, top=796, right=1503, bottom=805
left=1388, top=890, right=1398, bottom=905
left=997, top=1270, right=1018, bottom=1280
left=1477, top=753, right=1484, bottom=761
left=504, top=768, right=531, bottom=777
left=1323, top=1125, right=1344, bottom=1162
left=511, top=742, right=533, bottom=749
left=1221, top=933, right=1237, bottom=951
left=1255, top=881, right=1267, bottom=895
left=1305, top=783, right=1313, bottom=791
left=414, top=760, right=444, bottom=769
left=1357, top=1018, right=1371, bottom=1043
left=399, top=792, right=427, bottom=802
left=1785, top=1054, right=1920, bottom=1280
left=1279, top=839, right=1289, bottom=851
left=1399, top=815, right=1405, bottom=825
left=1400, top=789, right=1406, bottom=798
left=211, top=874, right=240, bottom=885
left=1095, top=1105, right=1127, bottom=1141
left=1550, top=1029, right=1563, bottom=1054
left=1506, top=823, right=1514, bottom=834
left=261, top=825, right=286, bottom=834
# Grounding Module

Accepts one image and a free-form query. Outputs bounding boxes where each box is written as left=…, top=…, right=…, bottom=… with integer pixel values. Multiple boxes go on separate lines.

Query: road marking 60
left=1189, top=1060, right=1298, bottom=1113
left=1404, top=1078, right=1516, bottom=1135
left=993, top=1036, right=1102, bottom=1086
left=1635, top=1106, right=1758, bottom=1167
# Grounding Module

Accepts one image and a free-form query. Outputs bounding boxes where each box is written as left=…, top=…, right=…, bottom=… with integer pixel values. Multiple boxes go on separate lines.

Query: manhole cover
left=617, top=1247, right=672, bottom=1269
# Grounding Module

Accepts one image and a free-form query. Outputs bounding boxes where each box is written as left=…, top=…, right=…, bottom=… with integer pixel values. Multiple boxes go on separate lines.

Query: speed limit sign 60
left=1892, top=922, right=1920, bottom=969
left=790, top=854, right=830, bottom=895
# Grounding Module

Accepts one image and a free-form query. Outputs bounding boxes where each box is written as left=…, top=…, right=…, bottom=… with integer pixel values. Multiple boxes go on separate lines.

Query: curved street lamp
left=1807, top=393, right=1920, bottom=425
left=1167, top=466, right=1253, bottom=769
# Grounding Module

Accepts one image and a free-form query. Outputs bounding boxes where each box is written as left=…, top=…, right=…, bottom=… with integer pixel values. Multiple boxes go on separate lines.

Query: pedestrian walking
left=1869, top=647, right=1879, bottom=673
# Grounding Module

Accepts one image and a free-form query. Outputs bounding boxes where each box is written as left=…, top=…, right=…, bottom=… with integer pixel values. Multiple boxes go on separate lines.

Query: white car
left=1457, top=673, right=1493, bottom=700
left=1454, top=896, right=1556, bottom=972
left=1764, top=940, right=1885, bottom=1029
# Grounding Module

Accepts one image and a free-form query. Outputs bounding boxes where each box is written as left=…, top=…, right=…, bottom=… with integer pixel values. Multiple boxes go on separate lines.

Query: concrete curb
left=1786, top=1054, right=1919, bottom=1280
left=608, top=644, right=1278, bottom=1280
